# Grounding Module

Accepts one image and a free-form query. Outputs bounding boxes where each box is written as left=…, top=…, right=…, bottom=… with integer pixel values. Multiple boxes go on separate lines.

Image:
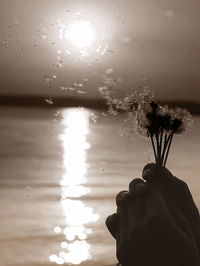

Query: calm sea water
left=0, top=106, right=199, bottom=266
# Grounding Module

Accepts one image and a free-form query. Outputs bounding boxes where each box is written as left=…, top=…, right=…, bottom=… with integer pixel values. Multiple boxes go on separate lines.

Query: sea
left=0, top=106, right=199, bottom=266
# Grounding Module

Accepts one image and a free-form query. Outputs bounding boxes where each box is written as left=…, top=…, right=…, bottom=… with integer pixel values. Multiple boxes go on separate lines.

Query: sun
left=65, top=20, right=96, bottom=48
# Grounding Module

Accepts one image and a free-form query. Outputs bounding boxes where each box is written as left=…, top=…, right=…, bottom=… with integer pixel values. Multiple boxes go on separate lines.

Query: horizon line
left=0, top=95, right=199, bottom=114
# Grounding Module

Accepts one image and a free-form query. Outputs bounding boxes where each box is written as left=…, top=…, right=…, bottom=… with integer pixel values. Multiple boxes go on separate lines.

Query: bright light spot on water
left=50, top=241, right=91, bottom=264
left=50, top=108, right=99, bottom=265
left=49, top=254, right=64, bottom=264
left=61, top=241, right=68, bottom=248
left=60, top=185, right=91, bottom=198
left=65, top=20, right=96, bottom=48
left=63, top=225, right=87, bottom=241
left=54, top=226, right=62, bottom=233
left=58, top=110, right=91, bottom=187
left=61, top=199, right=99, bottom=226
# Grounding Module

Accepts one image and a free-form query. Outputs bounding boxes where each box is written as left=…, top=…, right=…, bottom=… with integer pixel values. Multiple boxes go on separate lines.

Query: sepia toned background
left=0, top=1, right=199, bottom=266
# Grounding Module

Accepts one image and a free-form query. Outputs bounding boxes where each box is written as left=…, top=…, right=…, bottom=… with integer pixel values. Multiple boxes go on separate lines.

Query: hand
left=106, top=163, right=200, bottom=266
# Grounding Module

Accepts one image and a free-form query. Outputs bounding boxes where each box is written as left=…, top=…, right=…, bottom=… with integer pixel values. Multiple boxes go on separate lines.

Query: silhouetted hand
left=106, top=163, right=200, bottom=266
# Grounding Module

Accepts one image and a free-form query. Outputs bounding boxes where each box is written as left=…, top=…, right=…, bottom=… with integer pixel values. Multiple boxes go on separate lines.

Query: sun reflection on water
left=50, top=108, right=99, bottom=265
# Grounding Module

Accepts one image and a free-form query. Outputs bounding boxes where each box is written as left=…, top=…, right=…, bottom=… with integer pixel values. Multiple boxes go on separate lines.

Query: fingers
left=106, top=179, right=147, bottom=240
left=142, top=163, right=172, bottom=182
left=116, top=190, right=130, bottom=207
left=127, top=179, right=147, bottom=227
left=105, top=213, right=119, bottom=239
left=129, top=178, right=147, bottom=196
left=117, top=179, right=148, bottom=234
left=115, top=190, right=130, bottom=242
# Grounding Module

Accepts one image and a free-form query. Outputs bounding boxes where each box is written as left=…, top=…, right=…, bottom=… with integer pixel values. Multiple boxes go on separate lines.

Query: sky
left=0, top=0, right=200, bottom=102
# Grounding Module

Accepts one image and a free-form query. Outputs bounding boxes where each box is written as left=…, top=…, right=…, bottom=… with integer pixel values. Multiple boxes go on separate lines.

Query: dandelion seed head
left=170, top=107, right=193, bottom=134
left=136, top=88, right=155, bottom=107
left=135, top=108, right=150, bottom=137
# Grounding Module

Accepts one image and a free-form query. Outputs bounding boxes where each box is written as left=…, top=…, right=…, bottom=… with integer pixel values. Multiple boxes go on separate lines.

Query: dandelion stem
left=163, top=132, right=174, bottom=166
left=150, top=135, right=157, bottom=163
left=159, top=129, right=163, bottom=163
left=161, top=134, right=171, bottom=165
left=155, top=133, right=160, bottom=164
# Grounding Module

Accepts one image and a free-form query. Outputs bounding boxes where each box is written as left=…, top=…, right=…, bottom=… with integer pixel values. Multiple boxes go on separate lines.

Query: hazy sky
left=0, top=0, right=200, bottom=102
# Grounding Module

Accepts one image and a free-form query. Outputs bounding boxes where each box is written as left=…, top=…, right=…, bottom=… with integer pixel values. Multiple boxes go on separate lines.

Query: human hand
left=106, top=163, right=200, bottom=266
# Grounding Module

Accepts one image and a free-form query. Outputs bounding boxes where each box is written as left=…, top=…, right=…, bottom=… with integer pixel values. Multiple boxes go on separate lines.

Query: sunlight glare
left=65, top=20, right=96, bottom=48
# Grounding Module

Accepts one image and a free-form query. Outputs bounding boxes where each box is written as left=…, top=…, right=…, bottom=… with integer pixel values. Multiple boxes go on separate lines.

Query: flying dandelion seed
left=14, top=20, right=19, bottom=26
left=77, top=90, right=86, bottom=94
left=106, top=68, right=113, bottom=74
left=53, top=111, right=63, bottom=121
left=44, top=98, right=53, bottom=105
left=66, top=49, right=71, bottom=55
left=90, top=113, right=98, bottom=123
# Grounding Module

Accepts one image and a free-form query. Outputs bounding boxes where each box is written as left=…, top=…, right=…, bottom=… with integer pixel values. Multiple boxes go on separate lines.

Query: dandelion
left=136, top=101, right=193, bottom=166
left=100, top=87, right=193, bottom=166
